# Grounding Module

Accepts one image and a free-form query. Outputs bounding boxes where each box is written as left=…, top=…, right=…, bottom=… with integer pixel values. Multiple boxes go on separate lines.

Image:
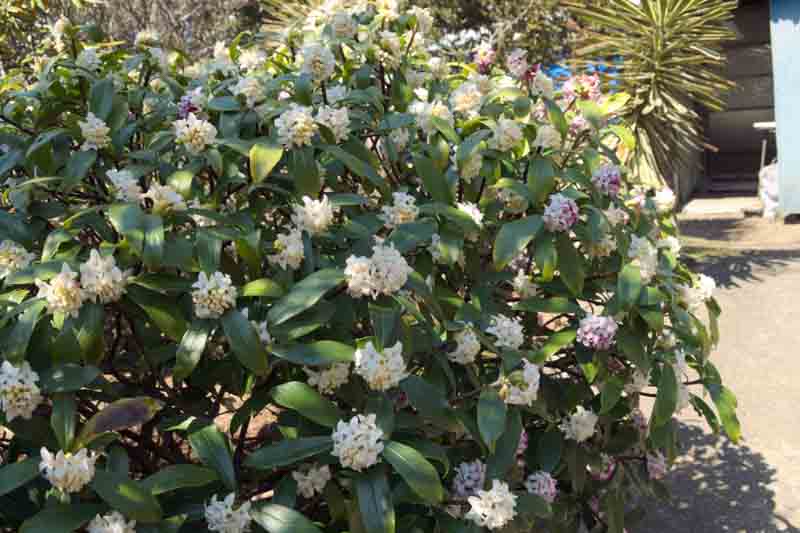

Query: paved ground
left=634, top=212, right=800, bottom=532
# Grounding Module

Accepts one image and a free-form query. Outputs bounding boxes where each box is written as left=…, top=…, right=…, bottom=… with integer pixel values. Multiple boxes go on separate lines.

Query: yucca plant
left=565, top=0, right=737, bottom=190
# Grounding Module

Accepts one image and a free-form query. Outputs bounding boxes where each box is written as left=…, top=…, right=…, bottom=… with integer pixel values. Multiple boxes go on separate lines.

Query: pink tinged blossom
left=576, top=314, right=618, bottom=351
left=542, top=193, right=579, bottom=232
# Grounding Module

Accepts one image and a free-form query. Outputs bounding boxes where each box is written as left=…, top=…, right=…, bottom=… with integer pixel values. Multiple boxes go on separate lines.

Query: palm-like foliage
left=565, top=0, right=737, bottom=185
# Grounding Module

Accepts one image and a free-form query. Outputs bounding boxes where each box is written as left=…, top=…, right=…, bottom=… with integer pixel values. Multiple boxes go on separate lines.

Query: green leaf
left=267, top=268, right=344, bottom=326
left=51, top=393, right=76, bottom=450
left=89, top=78, right=115, bottom=121
left=252, top=503, right=325, bottom=533
left=140, top=465, right=218, bottom=495
left=3, top=299, right=45, bottom=363
left=382, top=441, right=443, bottom=503
left=513, top=297, right=579, bottom=314
left=414, top=154, right=453, bottom=203
left=126, top=285, right=188, bottom=341
left=20, top=504, right=105, bottom=533
left=707, top=384, right=740, bottom=443
left=486, top=409, right=522, bottom=480
left=600, top=376, right=625, bottom=414
left=196, top=229, right=222, bottom=273
left=355, top=467, right=395, bottom=533
left=534, top=233, right=556, bottom=282
left=608, top=124, right=636, bottom=151
left=74, top=302, right=105, bottom=364
left=430, top=116, right=460, bottom=144
left=39, top=363, right=100, bottom=393
left=242, top=278, right=285, bottom=298
left=91, top=470, right=163, bottom=523
left=370, top=304, right=401, bottom=350
left=555, top=233, right=585, bottom=296
left=321, top=145, right=385, bottom=193
left=173, top=319, right=213, bottom=381
left=545, top=100, right=568, bottom=139
left=400, top=376, right=457, bottom=429
left=603, top=488, right=625, bottom=533
left=270, top=341, right=354, bottom=366
left=62, top=150, right=97, bottom=190
left=536, top=430, right=563, bottom=472
left=245, top=436, right=334, bottom=470
left=292, top=146, right=320, bottom=196
left=75, top=397, right=164, bottom=449
left=250, top=143, right=283, bottom=182
left=617, top=264, right=642, bottom=308
left=651, top=365, right=678, bottom=429
left=107, top=203, right=146, bottom=253
left=527, top=158, right=557, bottom=205
left=0, top=457, right=40, bottom=497
left=516, top=493, right=552, bottom=520
left=271, top=381, right=343, bottom=427
left=493, top=215, right=543, bottom=269
left=478, top=389, right=507, bottom=452
left=188, top=423, right=237, bottom=491
left=221, top=309, right=269, bottom=375
left=208, top=96, right=241, bottom=111
left=142, top=214, right=164, bottom=269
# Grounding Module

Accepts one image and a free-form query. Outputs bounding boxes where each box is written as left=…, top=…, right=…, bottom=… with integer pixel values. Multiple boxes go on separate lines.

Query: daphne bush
left=0, top=3, right=737, bottom=532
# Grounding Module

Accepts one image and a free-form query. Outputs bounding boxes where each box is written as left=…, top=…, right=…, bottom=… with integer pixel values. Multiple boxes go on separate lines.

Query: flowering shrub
left=0, top=3, right=738, bottom=533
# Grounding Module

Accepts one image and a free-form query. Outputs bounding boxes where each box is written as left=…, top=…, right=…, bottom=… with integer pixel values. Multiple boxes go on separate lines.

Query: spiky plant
left=565, top=0, right=737, bottom=188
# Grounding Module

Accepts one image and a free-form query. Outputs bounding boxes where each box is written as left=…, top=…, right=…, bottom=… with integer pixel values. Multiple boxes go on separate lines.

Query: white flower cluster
left=576, top=314, right=618, bottom=351
left=345, top=241, right=413, bottom=298
left=486, top=314, right=525, bottom=350
left=450, top=82, right=483, bottom=116
left=354, top=340, right=407, bottom=391
left=205, top=493, right=252, bottom=533
left=449, top=326, right=481, bottom=365
left=238, top=48, right=267, bottom=72
left=305, top=363, right=350, bottom=394
left=628, top=235, right=658, bottom=283
left=457, top=201, right=484, bottom=235
left=232, top=76, right=265, bottom=108
left=106, top=169, right=142, bottom=203
left=79, top=112, right=110, bottom=151
left=604, top=206, right=629, bottom=227
left=466, top=479, right=518, bottom=530
left=543, top=193, right=579, bottom=232
left=87, top=511, right=136, bottom=533
left=191, top=271, right=237, bottom=319
left=315, top=105, right=350, bottom=143
left=500, top=360, right=541, bottom=406
left=489, top=119, right=523, bottom=152
left=525, top=471, right=558, bottom=503
left=35, top=264, right=85, bottom=318
left=292, top=196, right=336, bottom=236
left=331, top=413, right=385, bottom=471
left=174, top=113, right=218, bottom=155
left=0, top=240, right=35, bottom=278
left=293, top=464, right=331, bottom=498
left=301, top=42, right=336, bottom=82
left=560, top=406, right=599, bottom=442
left=39, top=447, right=97, bottom=493
left=0, top=361, right=43, bottom=421
left=380, top=192, right=419, bottom=228
left=506, top=48, right=529, bottom=78
left=275, top=104, right=318, bottom=148
left=411, top=100, right=453, bottom=136
left=452, top=459, right=486, bottom=499
left=533, top=125, right=562, bottom=149
left=330, top=11, right=358, bottom=39
left=657, top=235, right=682, bottom=255
left=653, top=187, right=676, bottom=214
left=269, top=227, right=305, bottom=270
left=678, top=273, right=716, bottom=311
left=458, top=151, right=483, bottom=182
left=512, top=270, right=537, bottom=299
left=80, top=250, right=130, bottom=304
left=144, top=182, right=187, bottom=214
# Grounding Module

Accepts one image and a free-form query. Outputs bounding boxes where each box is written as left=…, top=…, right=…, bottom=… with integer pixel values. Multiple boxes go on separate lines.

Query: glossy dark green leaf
left=142, top=214, right=165, bottom=269
left=478, top=389, right=506, bottom=452
left=91, top=470, right=163, bottom=523
left=173, top=319, right=213, bottom=381
left=651, top=365, right=678, bottom=429
left=527, top=157, right=557, bottom=205
left=414, top=154, right=453, bottom=204
left=513, top=297, right=579, bottom=314
left=600, top=376, right=625, bottom=414
left=0, top=457, right=40, bottom=497
left=51, top=393, right=76, bottom=450
left=75, top=396, right=164, bottom=449
left=251, top=503, right=324, bottom=533
left=536, top=430, right=563, bottom=472
left=267, top=268, right=344, bottom=326
left=250, top=143, right=283, bottom=182
left=4, top=299, right=46, bottom=363
left=188, top=423, right=237, bottom=490
left=493, top=215, right=543, bottom=269
left=355, top=467, right=395, bottom=533
left=707, top=384, right=740, bottom=443
left=271, top=381, right=343, bottom=427
left=270, top=341, right=354, bottom=366
left=382, top=441, right=443, bottom=503
left=242, top=278, right=285, bottom=298
left=555, top=233, right=585, bottom=296
left=126, top=285, right=188, bottom=341
left=89, top=78, right=115, bottom=121
left=222, top=309, right=269, bottom=375
left=140, top=465, right=218, bottom=495
left=74, top=302, right=105, bottom=364
left=486, top=409, right=522, bottom=480
left=617, top=264, right=642, bottom=308
left=20, top=504, right=105, bottom=533
left=244, top=436, right=334, bottom=470
left=39, top=363, right=100, bottom=393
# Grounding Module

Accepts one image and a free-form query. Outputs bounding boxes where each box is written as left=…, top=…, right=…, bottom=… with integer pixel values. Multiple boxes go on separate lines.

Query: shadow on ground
left=684, top=249, right=800, bottom=289
left=634, top=424, right=799, bottom=533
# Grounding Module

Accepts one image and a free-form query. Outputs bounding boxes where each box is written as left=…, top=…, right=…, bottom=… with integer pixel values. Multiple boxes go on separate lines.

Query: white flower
left=450, top=82, right=483, bottom=116
left=409, top=6, right=434, bottom=34
left=486, top=314, right=525, bottom=350
left=560, top=406, right=598, bottom=442
left=457, top=201, right=484, bottom=233
left=576, top=314, right=618, bottom=351
left=532, top=70, right=555, bottom=99
left=506, top=48, right=529, bottom=78
left=51, top=17, right=70, bottom=52
left=292, top=196, right=336, bottom=236
left=330, top=11, right=358, bottom=39
left=389, top=127, right=410, bottom=151
left=604, top=206, right=629, bottom=227
left=347, top=241, right=413, bottom=298
left=466, top=480, right=518, bottom=530
left=410, top=100, right=453, bottom=136
left=344, top=255, right=373, bottom=297
left=87, top=511, right=136, bottom=533
left=377, top=31, right=402, bottom=69
left=242, top=309, right=271, bottom=346
left=174, top=113, right=217, bottom=155
left=354, top=340, right=407, bottom=391
left=452, top=459, right=486, bottom=499
left=268, top=226, right=305, bottom=270
left=144, top=182, right=187, bottom=214
left=79, top=112, right=110, bottom=151
left=543, top=193, right=579, bottom=232
left=657, top=235, right=681, bottom=255
left=0, top=361, right=43, bottom=422
left=275, top=104, right=318, bottom=148
left=624, top=368, right=650, bottom=394
left=316, top=105, right=350, bottom=143
left=80, top=250, right=129, bottom=304
left=211, top=41, right=238, bottom=76
left=331, top=413, right=385, bottom=471
left=628, top=235, right=658, bottom=283
left=232, top=77, right=265, bottom=108
left=35, top=263, right=85, bottom=318
left=293, top=464, right=332, bottom=498
left=449, top=326, right=481, bottom=365
left=0, top=240, right=35, bottom=278
left=327, top=84, right=349, bottom=104
left=106, top=169, right=142, bottom=202
left=301, top=42, right=335, bottom=82
left=380, top=192, right=419, bottom=228
left=678, top=274, right=715, bottom=311
left=191, top=271, right=237, bottom=319
left=205, top=493, right=252, bottom=533
left=489, top=118, right=523, bottom=152
left=39, top=447, right=97, bottom=493
left=501, top=360, right=540, bottom=406
left=525, top=471, right=557, bottom=503
left=305, top=363, right=350, bottom=394
left=458, top=151, right=483, bottom=182
left=532, top=124, right=562, bottom=149
left=512, top=270, right=537, bottom=299
left=653, top=188, right=676, bottom=214
left=238, top=48, right=267, bottom=72
left=76, top=48, right=101, bottom=71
